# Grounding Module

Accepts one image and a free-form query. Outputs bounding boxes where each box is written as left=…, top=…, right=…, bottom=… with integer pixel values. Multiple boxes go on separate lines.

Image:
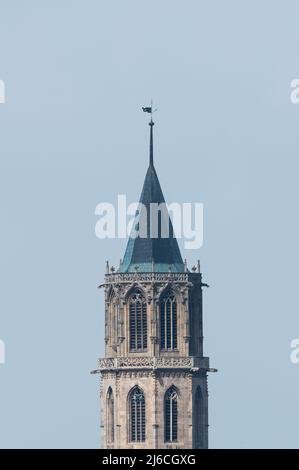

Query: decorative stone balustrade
left=97, top=356, right=209, bottom=371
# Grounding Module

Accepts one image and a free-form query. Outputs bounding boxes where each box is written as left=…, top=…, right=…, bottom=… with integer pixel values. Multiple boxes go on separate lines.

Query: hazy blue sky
left=0, top=1, right=299, bottom=448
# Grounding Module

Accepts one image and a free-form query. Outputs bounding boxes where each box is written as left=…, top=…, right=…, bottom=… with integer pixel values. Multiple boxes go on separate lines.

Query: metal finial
left=142, top=100, right=157, bottom=167
left=184, top=259, right=188, bottom=272
left=149, top=117, right=154, bottom=166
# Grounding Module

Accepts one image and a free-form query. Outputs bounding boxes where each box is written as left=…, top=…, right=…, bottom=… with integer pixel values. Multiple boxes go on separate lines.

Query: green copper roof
left=119, top=121, right=184, bottom=273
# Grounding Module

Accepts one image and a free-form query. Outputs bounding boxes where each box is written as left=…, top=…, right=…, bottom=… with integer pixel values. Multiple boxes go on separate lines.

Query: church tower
left=93, top=115, right=213, bottom=449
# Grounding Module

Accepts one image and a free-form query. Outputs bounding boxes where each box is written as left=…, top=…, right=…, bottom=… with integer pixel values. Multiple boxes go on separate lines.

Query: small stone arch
left=124, top=284, right=146, bottom=302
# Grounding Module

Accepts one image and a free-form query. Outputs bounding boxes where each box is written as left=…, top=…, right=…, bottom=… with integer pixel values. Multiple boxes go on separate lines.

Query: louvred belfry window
left=129, top=387, right=146, bottom=442
left=129, top=292, right=147, bottom=351
left=160, top=294, right=177, bottom=350
left=164, top=387, right=178, bottom=442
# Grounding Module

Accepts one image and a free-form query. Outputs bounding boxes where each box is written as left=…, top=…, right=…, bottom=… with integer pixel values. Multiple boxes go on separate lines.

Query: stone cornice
left=93, top=356, right=210, bottom=372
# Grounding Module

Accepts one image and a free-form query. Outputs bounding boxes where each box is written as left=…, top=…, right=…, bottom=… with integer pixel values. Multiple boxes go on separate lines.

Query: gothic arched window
left=193, top=386, right=204, bottom=448
left=164, top=386, right=178, bottom=442
left=106, top=387, right=114, bottom=444
left=160, top=293, right=177, bottom=350
left=129, top=386, right=145, bottom=442
left=129, top=292, right=147, bottom=351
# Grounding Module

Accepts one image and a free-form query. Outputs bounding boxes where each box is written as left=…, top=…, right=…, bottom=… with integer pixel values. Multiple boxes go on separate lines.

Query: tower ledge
left=93, top=356, right=210, bottom=373
left=100, top=271, right=202, bottom=287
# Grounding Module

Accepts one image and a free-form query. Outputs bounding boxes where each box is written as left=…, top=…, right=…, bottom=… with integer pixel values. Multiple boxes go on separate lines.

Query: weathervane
left=142, top=99, right=157, bottom=125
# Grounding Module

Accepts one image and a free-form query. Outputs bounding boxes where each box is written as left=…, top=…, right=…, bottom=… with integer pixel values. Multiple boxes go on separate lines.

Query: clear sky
left=0, top=0, right=299, bottom=448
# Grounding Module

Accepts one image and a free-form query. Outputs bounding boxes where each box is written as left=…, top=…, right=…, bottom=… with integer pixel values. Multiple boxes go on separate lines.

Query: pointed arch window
left=106, top=387, right=114, bottom=444
left=129, top=292, right=147, bottom=351
left=160, top=294, right=177, bottom=350
left=129, top=387, right=146, bottom=442
left=164, top=386, right=178, bottom=442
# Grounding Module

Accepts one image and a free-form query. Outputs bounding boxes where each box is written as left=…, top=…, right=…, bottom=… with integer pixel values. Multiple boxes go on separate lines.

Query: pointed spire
left=119, top=105, right=184, bottom=273
left=119, top=113, right=184, bottom=274
left=149, top=119, right=154, bottom=167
